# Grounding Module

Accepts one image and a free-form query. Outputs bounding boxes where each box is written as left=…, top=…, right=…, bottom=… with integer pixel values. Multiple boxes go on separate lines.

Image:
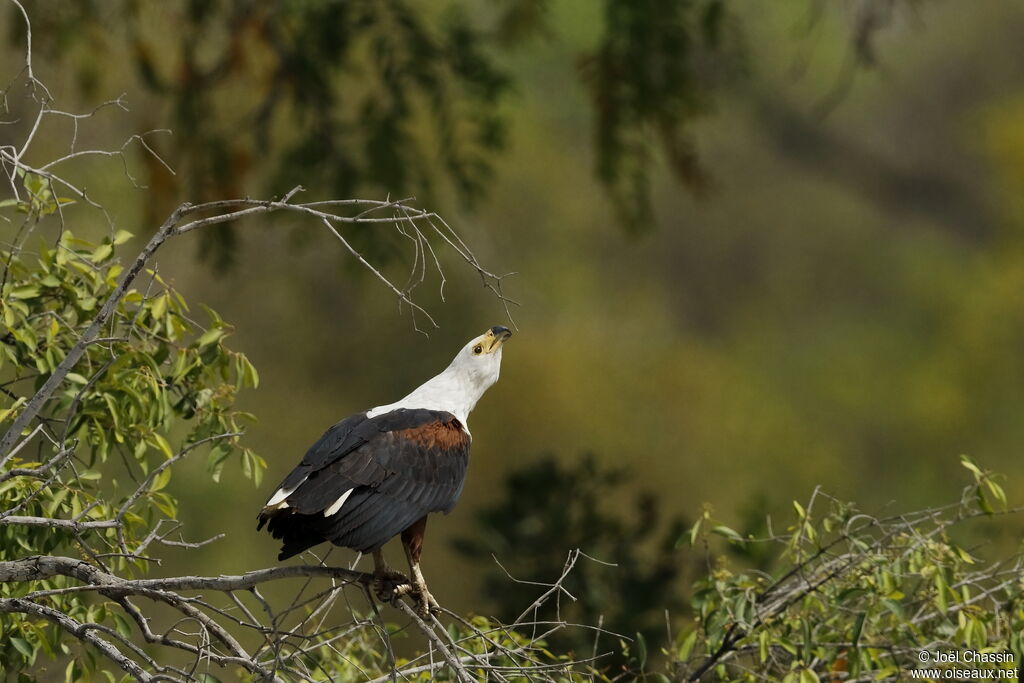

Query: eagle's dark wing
left=261, top=411, right=376, bottom=497
left=257, top=408, right=470, bottom=559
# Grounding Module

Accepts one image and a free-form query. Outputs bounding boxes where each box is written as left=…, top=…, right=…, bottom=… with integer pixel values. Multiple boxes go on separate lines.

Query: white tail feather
left=266, top=485, right=295, bottom=507
left=323, top=489, right=353, bottom=517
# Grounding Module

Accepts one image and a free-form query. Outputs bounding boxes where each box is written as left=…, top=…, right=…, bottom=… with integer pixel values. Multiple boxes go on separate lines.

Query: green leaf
left=635, top=631, right=647, bottom=669
left=113, top=230, right=134, bottom=245
left=985, top=479, right=1008, bottom=510
left=151, top=492, right=178, bottom=518
left=683, top=517, right=702, bottom=547
left=240, top=354, right=259, bottom=388
left=207, top=444, right=231, bottom=483
left=9, top=284, right=41, bottom=299
left=881, top=598, right=904, bottom=619
left=196, top=326, right=227, bottom=348
left=934, top=571, right=949, bottom=613
left=676, top=630, right=697, bottom=661
left=850, top=612, right=866, bottom=650
left=976, top=486, right=994, bottom=515
left=952, top=544, right=976, bottom=564
left=150, top=467, right=172, bottom=492
left=711, top=524, right=743, bottom=543
left=90, top=243, right=113, bottom=263
left=241, top=448, right=253, bottom=480
left=802, top=618, right=813, bottom=657
left=0, top=396, right=27, bottom=422
left=149, top=433, right=174, bottom=459
left=112, top=613, right=133, bottom=639
left=250, top=451, right=266, bottom=487
left=23, top=172, right=45, bottom=195
left=959, top=454, right=982, bottom=478
left=45, top=487, right=69, bottom=517
left=150, top=293, right=168, bottom=321
left=10, top=636, right=34, bottom=659
left=799, top=669, right=820, bottom=683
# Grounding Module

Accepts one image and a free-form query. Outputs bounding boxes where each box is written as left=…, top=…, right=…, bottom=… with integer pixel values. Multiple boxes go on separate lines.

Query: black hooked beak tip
left=490, top=325, right=512, bottom=341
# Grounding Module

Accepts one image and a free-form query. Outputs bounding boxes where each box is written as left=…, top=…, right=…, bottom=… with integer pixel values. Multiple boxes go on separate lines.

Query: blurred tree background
left=4, top=0, right=1024, bottom=668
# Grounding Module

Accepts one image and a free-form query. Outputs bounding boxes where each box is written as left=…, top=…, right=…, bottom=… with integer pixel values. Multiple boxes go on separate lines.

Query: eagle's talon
left=411, top=585, right=440, bottom=617
left=392, top=582, right=414, bottom=599
left=372, top=568, right=411, bottom=603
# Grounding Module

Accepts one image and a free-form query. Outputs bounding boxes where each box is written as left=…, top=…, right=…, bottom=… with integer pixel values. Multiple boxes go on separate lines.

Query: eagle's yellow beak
left=483, top=325, right=512, bottom=353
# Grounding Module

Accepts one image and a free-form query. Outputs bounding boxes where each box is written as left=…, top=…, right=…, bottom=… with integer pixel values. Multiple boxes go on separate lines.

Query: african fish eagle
left=257, top=325, right=512, bottom=615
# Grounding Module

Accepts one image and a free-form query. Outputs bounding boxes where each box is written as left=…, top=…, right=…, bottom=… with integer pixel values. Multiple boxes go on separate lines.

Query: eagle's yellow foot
left=372, top=568, right=411, bottom=604
left=411, top=582, right=440, bottom=617
left=371, top=549, right=411, bottom=603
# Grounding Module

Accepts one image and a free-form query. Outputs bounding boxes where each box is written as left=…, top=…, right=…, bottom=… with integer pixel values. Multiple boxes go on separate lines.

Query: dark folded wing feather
left=257, top=408, right=470, bottom=559
left=266, top=411, right=375, bottom=495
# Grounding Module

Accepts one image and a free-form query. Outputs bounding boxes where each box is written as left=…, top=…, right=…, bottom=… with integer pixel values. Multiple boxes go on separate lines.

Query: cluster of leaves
left=580, top=0, right=743, bottom=232
left=0, top=175, right=263, bottom=674
left=658, top=456, right=1023, bottom=682
left=0, top=170, right=75, bottom=219
left=453, top=454, right=688, bottom=671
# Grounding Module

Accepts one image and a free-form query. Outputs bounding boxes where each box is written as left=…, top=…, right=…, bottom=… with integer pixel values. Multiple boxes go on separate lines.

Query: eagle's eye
left=473, top=345, right=483, bottom=355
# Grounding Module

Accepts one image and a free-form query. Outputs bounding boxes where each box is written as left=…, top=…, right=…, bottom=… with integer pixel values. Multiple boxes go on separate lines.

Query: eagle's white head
left=367, top=326, right=512, bottom=427
left=445, top=325, right=511, bottom=394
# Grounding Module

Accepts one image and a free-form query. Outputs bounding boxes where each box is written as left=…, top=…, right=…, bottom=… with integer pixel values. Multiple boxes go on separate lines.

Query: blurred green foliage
left=580, top=0, right=742, bottom=231
left=10, top=0, right=742, bottom=262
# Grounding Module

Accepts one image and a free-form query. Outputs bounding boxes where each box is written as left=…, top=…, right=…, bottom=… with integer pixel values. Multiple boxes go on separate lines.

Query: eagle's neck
left=366, top=367, right=487, bottom=427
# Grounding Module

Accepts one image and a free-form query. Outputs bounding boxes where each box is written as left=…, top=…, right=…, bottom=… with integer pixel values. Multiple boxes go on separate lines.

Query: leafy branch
left=670, top=456, right=1023, bottom=682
